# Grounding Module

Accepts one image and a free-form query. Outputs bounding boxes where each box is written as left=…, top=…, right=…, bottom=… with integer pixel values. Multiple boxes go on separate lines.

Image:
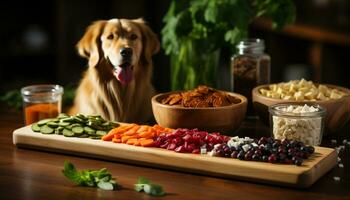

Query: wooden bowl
left=151, top=91, right=247, bottom=133
left=252, top=84, right=350, bottom=133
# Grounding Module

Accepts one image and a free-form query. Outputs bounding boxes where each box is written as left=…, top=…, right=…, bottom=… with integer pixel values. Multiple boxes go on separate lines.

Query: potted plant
left=162, top=0, right=296, bottom=90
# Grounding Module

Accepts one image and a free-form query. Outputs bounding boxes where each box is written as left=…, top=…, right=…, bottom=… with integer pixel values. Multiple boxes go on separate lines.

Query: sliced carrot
left=102, top=125, right=132, bottom=141
left=112, top=138, right=122, bottom=143
left=121, top=136, right=132, bottom=143
left=133, top=140, right=141, bottom=146
left=121, top=135, right=138, bottom=143
left=113, top=133, right=122, bottom=139
left=136, top=125, right=150, bottom=133
left=140, top=139, right=154, bottom=147
left=123, top=125, right=140, bottom=136
left=126, top=138, right=138, bottom=145
left=138, top=131, right=153, bottom=139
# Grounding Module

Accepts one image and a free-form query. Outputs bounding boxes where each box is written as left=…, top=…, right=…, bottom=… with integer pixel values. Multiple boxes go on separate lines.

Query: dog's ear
left=77, top=20, right=107, bottom=67
left=133, top=18, right=160, bottom=66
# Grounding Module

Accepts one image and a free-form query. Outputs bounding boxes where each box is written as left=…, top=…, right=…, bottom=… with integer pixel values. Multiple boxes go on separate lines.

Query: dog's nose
left=120, top=47, right=133, bottom=59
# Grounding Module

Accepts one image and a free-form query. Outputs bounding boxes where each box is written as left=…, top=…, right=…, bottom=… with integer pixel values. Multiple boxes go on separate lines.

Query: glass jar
left=231, top=38, right=270, bottom=116
left=21, top=85, right=64, bottom=125
left=269, top=104, right=326, bottom=146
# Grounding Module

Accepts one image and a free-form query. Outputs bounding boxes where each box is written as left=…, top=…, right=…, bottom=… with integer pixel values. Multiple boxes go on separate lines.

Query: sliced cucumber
left=31, top=123, right=41, bottom=132
left=40, top=125, right=54, bottom=134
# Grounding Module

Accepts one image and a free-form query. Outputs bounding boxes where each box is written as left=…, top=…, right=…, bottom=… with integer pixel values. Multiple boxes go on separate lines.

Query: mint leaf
left=137, top=176, right=151, bottom=184
left=134, top=177, right=165, bottom=196
left=62, top=161, right=118, bottom=190
left=149, top=184, right=165, bottom=196
left=97, top=181, right=114, bottom=191
left=134, top=184, right=144, bottom=192
left=62, top=161, right=83, bottom=185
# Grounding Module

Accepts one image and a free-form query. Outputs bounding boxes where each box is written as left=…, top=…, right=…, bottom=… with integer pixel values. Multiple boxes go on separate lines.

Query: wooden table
left=1, top=104, right=349, bottom=200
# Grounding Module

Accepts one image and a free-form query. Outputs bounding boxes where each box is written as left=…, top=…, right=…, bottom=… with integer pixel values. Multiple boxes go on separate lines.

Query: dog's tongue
left=114, top=65, right=133, bottom=85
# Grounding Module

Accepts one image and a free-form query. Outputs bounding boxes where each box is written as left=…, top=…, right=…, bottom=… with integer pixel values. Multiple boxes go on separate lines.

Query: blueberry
left=307, top=146, right=315, bottom=154
left=278, top=147, right=286, bottom=154
left=262, top=155, right=268, bottom=162
left=296, top=141, right=304, bottom=147
left=245, top=153, right=252, bottom=161
left=238, top=152, right=245, bottom=160
left=230, top=146, right=237, bottom=152
left=294, top=158, right=303, bottom=166
left=273, top=141, right=281, bottom=148
left=254, top=149, right=262, bottom=156
left=223, top=146, right=232, bottom=154
left=278, top=153, right=287, bottom=161
left=252, top=154, right=260, bottom=161
left=267, top=137, right=274, bottom=144
left=258, top=137, right=267, bottom=145
left=231, top=151, right=239, bottom=158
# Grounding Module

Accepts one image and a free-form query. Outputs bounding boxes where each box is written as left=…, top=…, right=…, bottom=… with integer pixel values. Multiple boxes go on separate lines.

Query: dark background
left=0, top=0, right=349, bottom=94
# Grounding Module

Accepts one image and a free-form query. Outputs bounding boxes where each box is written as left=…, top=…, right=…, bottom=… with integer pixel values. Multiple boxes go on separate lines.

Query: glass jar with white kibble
left=269, top=104, right=326, bottom=146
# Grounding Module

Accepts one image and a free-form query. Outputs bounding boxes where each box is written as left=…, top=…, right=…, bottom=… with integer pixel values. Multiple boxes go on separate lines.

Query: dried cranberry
left=268, top=154, right=277, bottom=163
left=167, top=143, right=177, bottom=150
left=175, top=145, right=186, bottom=153
left=192, top=149, right=200, bottom=154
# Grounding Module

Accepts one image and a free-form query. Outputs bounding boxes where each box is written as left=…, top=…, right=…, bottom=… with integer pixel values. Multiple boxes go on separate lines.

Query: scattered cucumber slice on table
left=30, top=113, right=119, bottom=139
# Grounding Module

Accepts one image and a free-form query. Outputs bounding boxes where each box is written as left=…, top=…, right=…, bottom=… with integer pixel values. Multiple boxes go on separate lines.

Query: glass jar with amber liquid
left=21, top=85, right=63, bottom=125
left=231, top=39, right=270, bottom=116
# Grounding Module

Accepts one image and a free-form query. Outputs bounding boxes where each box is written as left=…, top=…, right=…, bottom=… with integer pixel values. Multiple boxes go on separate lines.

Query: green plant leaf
left=62, top=161, right=117, bottom=190
left=134, top=177, right=165, bottom=196
left=97, top=181, right=114, bottom=191
left=137, top=176, right=151, bottom=184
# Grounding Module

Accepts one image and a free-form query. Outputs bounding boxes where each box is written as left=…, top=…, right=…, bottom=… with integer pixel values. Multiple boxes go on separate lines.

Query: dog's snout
left=120, top=48, right=133, bottom=59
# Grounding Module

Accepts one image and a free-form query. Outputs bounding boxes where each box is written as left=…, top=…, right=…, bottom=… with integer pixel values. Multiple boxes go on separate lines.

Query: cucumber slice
left=89, top=136, right=102, bottom=139
left=58, top=113, right=69, bottom=119
left=79, top=134, right=89, bottom=138
left=84, top=126, right=96, bottom=135
left=47, top=122, right=59, bottom=128
left=55, top=127, right=64, bottom=135
left=58, top=122, right=70, bottom=127
left=63, top=129, right=74, bottom=137
left=37, top=119, right=53, bottom=126
left=62, top=117, right=75, bottom=123
left=96, top=130, right=107, bottom=136
left=31, top=124, right=41, bottom=132
left=72, top=126, right=84, bottom=134
left=73, top=116, right=85, bottom=123
left=40, top=125, right=54, bottom=134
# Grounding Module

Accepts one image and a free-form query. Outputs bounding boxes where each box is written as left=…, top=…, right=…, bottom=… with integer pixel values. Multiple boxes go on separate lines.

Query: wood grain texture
left=13, top=125, right=337, bottom=188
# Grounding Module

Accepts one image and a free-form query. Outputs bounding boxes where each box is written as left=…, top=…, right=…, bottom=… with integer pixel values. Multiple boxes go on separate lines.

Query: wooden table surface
left=1, top=104, right=349, bottom=200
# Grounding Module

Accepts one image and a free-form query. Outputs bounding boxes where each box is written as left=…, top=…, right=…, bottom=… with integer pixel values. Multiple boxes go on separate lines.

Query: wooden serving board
left=13, top=125, right=337, bottom=188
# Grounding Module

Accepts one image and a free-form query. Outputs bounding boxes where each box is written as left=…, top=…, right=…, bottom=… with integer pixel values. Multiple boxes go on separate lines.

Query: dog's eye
left=130, top=34, right=138, bottom=40
left=107, top=34, right=114, bottom=40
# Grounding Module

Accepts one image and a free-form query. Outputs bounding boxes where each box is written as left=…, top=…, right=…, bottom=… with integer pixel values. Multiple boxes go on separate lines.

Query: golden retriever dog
left=69, top=18, right=160, bottom=123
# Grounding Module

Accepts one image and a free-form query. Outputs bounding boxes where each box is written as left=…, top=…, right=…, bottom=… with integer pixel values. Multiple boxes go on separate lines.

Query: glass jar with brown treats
left=231, top=38, right=270, bottom=116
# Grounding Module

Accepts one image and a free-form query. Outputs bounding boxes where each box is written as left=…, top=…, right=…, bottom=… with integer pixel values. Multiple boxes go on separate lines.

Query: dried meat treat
left=161, top=85, right=241, bottom=108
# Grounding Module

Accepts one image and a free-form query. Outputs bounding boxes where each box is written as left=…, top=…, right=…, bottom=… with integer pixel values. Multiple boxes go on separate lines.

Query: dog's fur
left=69, top=18, right=160, bottom=123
